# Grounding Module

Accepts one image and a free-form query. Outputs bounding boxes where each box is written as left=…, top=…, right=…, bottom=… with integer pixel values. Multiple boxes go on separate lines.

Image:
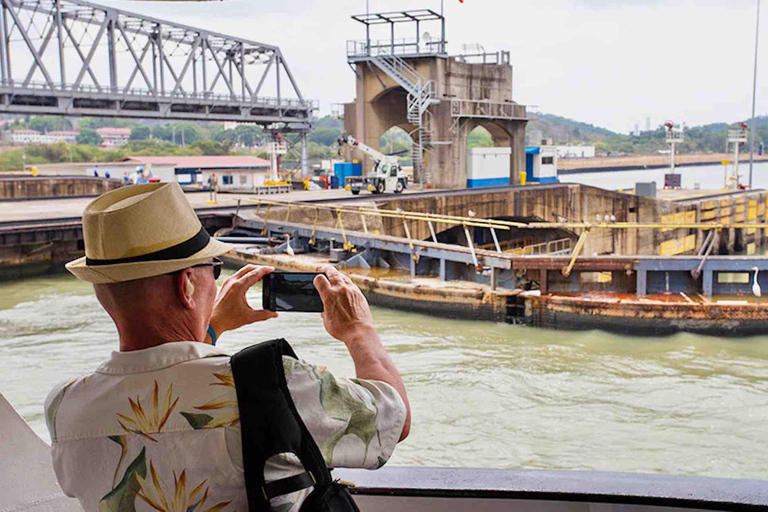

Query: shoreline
left=558, top=155, right=768, bottom=175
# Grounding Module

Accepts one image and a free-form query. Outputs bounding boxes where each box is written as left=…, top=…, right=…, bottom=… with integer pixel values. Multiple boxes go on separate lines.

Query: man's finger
left=232, top=264, right=258, bottom=279
left=314, top=273, right=331, bottom=300
left=326, top=267, right=344, bottom=285
left=239, top=266, right=274, bottom=289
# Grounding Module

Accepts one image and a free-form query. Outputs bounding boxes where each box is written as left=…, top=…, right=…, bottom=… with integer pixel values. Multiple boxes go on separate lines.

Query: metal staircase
left=368, top=53, right=440, bottom=185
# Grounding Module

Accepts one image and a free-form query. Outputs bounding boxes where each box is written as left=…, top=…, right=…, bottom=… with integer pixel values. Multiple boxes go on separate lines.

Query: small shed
left=525, top=146, right=559, bottom=184
left=467, top=147, right=512, bottom=188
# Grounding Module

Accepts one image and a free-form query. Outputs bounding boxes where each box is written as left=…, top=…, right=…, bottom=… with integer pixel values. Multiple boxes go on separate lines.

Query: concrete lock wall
left=0, top=176, right=122, bottom=200
left=344, top=56, right=527, bottom=189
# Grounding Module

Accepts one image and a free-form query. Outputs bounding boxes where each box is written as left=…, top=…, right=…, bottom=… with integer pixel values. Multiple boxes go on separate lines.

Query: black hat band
left=85, top=227, right=210, bottom=266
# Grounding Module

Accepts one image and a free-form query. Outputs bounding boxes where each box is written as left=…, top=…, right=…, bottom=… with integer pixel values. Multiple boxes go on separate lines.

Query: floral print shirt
left=44, top=342, right=406, bottom=512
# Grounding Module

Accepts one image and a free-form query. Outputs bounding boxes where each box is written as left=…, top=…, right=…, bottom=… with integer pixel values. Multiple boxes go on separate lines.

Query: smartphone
left=262, top=272, right=324, bottom=312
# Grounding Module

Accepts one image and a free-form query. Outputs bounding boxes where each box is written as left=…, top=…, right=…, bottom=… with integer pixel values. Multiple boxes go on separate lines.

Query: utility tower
left=343, top=9, right=528, bottom=189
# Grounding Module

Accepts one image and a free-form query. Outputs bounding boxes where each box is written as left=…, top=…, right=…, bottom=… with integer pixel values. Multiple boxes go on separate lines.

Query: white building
left=9, top=129, right=43, bottom=144
left=123, top=155, right=272, bottom=188
left=556, top=145, right=595, bottom=158
left=44, top=131, right=79, bottom=144
left=8, top=129, right=80, bottom=145
left=97, top=127, right=131, bottom=147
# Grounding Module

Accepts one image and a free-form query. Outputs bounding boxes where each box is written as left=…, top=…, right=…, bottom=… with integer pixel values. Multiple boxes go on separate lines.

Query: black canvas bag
left=231, top=339, right=360, bottom=512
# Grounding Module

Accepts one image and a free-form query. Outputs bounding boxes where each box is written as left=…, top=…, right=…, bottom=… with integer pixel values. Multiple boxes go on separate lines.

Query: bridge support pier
left=345, top=51, right=528, bottom=190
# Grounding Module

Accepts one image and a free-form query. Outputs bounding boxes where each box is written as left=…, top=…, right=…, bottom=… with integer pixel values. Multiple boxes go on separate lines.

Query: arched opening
left=467, top=126, right=493, bottom=148
left=465, top=121, right=513, bottom=189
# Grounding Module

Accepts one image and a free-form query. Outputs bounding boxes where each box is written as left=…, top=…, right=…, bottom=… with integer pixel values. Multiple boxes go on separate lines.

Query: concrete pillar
left=439, top=258, right=446, bottom=281
left=509, top=121, right=526, bottom=186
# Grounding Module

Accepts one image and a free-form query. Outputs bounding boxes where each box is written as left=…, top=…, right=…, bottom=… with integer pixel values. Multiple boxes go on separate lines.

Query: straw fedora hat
left=66, top=182, right=233, bottom=284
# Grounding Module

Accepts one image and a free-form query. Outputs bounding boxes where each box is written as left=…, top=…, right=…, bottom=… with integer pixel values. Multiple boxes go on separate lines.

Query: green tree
left=309, top=126, right=342, bottom=146
left=77, top=128, right=103, bottom=146
left=191, top=140, right=231, bottom=155
left=130, top=125, right=151, bottom=140
left=28, top=116, right=72, bottom=133
left=79, top=117, right=137, bottom=130
left=232, top=124, right=263, bottom=147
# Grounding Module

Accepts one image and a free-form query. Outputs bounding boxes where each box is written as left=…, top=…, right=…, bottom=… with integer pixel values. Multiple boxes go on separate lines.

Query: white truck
left=337, top=134, right=408, bottom=194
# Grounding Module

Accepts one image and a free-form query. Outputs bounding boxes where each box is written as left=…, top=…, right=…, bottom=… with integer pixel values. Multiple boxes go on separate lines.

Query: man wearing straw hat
left=45, top=182, right=410, bottom=511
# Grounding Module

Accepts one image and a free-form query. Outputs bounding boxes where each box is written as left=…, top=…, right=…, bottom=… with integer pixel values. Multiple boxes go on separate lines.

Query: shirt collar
left=96, top=341, right=229, bottom=375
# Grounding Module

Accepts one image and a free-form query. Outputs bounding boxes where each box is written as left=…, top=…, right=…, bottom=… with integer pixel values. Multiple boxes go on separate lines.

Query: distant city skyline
left=101, top=0, right=765, bottom=134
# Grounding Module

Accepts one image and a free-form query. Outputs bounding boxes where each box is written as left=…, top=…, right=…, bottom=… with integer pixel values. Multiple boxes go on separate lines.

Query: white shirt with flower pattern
left=44, top=341, right=406, bottom=512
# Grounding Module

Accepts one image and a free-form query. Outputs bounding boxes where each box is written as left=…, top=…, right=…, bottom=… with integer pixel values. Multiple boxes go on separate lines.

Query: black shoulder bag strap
left=231, top=339, right=360, bottom=512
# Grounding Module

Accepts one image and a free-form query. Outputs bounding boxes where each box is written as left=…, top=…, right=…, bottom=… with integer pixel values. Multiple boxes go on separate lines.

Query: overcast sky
left=104, top=0, right=766, bottom=133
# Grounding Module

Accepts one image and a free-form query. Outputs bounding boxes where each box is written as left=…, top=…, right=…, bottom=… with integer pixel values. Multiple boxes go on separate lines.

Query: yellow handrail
left=240, top=198, right=768, bottom=231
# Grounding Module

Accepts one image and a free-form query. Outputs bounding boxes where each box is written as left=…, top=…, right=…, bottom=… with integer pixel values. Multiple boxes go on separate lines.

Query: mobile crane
left=337, top=134, right=408, bottom=194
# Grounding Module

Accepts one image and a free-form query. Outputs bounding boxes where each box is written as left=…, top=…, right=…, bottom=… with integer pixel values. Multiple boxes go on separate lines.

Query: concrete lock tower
left=343, top=9, right=528, bottom=189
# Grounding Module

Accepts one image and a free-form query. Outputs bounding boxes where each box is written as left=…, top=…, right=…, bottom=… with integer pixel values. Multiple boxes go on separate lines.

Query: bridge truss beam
left=0, top=0, right=317, bottom=125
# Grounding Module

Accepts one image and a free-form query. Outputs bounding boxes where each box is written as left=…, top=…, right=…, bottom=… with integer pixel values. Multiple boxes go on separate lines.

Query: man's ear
left=176, top=269, right=196, bottom=310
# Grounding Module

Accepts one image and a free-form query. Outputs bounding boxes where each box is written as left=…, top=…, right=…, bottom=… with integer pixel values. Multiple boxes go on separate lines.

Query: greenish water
left=1, top=272, right=767, bottom=480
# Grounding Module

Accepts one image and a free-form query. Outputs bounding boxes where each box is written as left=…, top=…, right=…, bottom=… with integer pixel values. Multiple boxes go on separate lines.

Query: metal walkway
left=0, top=0, right=316, bottom=124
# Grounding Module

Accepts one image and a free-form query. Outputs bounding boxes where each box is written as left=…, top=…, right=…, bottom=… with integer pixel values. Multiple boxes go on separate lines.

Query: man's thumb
left=249, top=309, right=278, bottom=323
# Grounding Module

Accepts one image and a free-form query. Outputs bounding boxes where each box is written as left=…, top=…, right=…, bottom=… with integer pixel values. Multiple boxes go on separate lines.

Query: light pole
left=749, top=0, right=761, bottom=188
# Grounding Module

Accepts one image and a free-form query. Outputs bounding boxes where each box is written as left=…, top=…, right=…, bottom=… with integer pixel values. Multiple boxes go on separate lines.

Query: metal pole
left=151, top=34, right=158, bottom=93
left=107, top=17, right=118, bottom=93
left=202, top=39, right=207, bottom=94
left=240, top=43, right=245, bottom=100
left=157, top=29, right=165, bottom=95
left=300, top=131, right=308, bottom=178
left=55, top=0, right=66, bottom=87
left=1, top=0, right=11, bottom=85
left=0, top=0, right=8, bottom=86
left=192, top=47, right=197, bottom=95
left=749, top=0, right=761, bottom=188
left=735, top=137, right=741, bottom=188
left=670, top=141, right=676, bottom=174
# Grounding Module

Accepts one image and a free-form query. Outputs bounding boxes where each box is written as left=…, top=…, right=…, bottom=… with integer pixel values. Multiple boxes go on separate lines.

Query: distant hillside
left=526, top=112, right=767, bottom=155
left=527, top=113, right=616, bottom=143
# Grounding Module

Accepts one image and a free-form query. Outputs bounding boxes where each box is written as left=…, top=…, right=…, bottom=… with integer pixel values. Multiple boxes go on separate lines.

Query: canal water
left=561, top=161, right=768, bottom=191
left=2, top=272, right=767, bottom=480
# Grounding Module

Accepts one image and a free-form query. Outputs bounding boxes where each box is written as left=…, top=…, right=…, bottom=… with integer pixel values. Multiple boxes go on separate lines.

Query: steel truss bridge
left=0, top=0, right=317, bottom=126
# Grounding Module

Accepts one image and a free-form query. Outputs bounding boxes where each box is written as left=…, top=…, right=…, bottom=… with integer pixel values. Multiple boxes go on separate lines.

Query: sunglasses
left=188, top=257, right=224, bottom=280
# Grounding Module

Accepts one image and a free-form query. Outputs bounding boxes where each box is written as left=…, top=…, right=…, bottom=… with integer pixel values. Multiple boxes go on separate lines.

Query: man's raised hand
left=209, top=265, right=278, bottom=337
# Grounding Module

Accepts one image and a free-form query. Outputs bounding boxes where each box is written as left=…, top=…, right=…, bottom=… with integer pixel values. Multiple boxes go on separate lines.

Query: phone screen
left=263, top=272, right=324, bottom=312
